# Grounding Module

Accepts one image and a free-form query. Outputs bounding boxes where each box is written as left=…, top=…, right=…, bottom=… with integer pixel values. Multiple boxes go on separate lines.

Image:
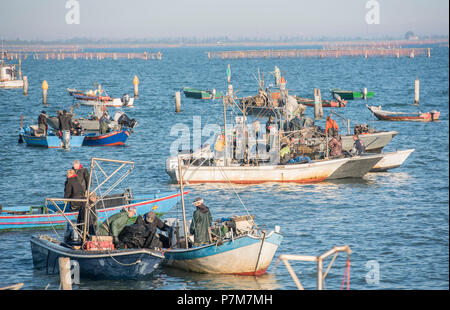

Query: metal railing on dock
left=275, top=245, right=352, bottom=290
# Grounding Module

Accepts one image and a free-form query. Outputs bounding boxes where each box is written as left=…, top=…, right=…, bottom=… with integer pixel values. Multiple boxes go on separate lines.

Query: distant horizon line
left=1, top=34, right=449, bottom=45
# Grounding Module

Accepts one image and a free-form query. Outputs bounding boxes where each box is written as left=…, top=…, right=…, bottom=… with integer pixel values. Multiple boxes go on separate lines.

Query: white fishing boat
left=370, top=149, right=415, bottom=172
left=0, top=61, right=24, bottom=88
left=68, top=86, right=134, bottom=107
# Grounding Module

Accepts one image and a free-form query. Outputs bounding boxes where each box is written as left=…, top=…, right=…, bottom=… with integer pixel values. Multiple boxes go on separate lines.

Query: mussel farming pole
left=59, top=257, right=72, bottom=290
left=177, top=156, right=189, bottom=249
left=23, top=76, right=28, bottom=95
left=175, top=92, right=181, bottom=113
left=42, top=80, right=48, bottom=105
left=133, top=75, right=139, bottom=97
left=414, top=78, right=420, bottom=105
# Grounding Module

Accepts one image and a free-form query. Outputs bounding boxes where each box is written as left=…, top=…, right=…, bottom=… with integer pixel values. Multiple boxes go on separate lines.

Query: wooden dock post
left=175, top=91, right=181, bottom=112
left=58, top=257, right=72, bottom=290
left=133, top=75, right=139, bottom=97
left=414, top=78, right=420, bottom=105
left=318, top=89, right=323, bottom=118
left=42, top=80, right=48, bottom=105
left=23, top=76, right=28, bottom=96
left=18, top=58, right=22, bottom=80
left=313, top=88, right=320, bottom=119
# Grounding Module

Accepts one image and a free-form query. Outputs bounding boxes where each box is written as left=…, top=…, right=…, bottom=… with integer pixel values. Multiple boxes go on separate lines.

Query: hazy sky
left=0, top=0, right=448, bottom=40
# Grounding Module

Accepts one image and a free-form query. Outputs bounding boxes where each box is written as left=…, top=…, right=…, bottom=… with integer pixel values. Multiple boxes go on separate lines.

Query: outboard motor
left=333, top=93, right=343, bottom=103
left=113, top=111, right=138, bottom=129
left=62, top=130, right=71, bottom=149
left=121, top=93, right=131, bottom=106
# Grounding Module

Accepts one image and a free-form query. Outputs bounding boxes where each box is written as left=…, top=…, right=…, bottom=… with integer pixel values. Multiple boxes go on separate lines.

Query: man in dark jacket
left=118, top=211, right=170, bottom=249
left=76, top=192, right=98, bottom=238
left=58, top=110, right=72, bottom=131
left=189, top=197, right=212, bottom=246
left=72, top=160, right=90, bottom=193
left=37, top=111, right=48, bottom=136
left=64, top=169, right=85, bottom=211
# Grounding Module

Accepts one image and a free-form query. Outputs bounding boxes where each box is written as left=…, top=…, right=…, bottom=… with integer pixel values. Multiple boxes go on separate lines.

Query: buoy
left=133, top=75, right=139, bottom=97
left=42, top=80, right=48, bottom=104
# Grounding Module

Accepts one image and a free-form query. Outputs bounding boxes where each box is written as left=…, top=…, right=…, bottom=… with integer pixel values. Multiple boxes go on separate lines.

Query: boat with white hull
left=370, top=149, right=415, bottom=172
left=168, top=156, right=349, bottom=184
left=0, top=61, right=24, bottom=88
left=163, top=229, right=282, bottom=275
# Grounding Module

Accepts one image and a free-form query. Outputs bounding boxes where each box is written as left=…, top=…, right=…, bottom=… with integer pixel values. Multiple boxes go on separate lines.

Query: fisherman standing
left=325, top=115, right=339, bottom=137
left=58, top=110, right=73, bottom=148
left=64, top=169, right=85, bottom=212
left=189, top=197, right=212, bottom=246
left=265, top=116, right=276, bottom=152
left=72, top=160, right=90, bottom=194
left=37, top=110, right=48, bottom=136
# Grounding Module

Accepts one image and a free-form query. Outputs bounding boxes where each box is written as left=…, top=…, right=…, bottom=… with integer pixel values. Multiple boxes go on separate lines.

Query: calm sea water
left=0, top=45, right=448, bottom=290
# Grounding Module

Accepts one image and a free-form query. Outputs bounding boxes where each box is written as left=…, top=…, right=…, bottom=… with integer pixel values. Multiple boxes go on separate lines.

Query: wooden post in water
left=175, top=91, right=181, bottom=112
left=313, top=89, right=320, bottom=120
left=414, top=78, right=420, bottom=105
left=23, top=76, right=28, bottom=95
left=58, top=257, right=72, bottom=290
left=42, top=80, right=48, bottom=105
left=133, top=75, right=139, bottom=97
left=318, top=89, right=323, bottom=118
left=427, top=48, right=431, bottom=58
left=18, top=58, right=22, bottom=80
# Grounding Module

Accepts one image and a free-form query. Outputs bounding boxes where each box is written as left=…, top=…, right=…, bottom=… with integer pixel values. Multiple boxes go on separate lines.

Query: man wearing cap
left=38, top=110, right=48, bottom=136
left=189, top=197, right=212, bottom=246
left=97, top=206, right=137, bottom=246
left=72, top=160, right=90, bottom=194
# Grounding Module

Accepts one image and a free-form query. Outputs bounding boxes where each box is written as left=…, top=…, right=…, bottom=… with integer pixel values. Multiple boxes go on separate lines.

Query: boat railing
left=275, top=245, right=352, bottom=290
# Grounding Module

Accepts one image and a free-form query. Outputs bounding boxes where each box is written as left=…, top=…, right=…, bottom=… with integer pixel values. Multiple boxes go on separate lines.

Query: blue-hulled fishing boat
left=30, top=235, right=163, bottom=279
left=0, top=191, right=186, bottom=231
left=29, top=158, right=185, bottom=280
left=83, top=128, right=130, bottom=147
left=21, top=126, right=84, bottom=148
left=163, top=227, right=283, bottom=275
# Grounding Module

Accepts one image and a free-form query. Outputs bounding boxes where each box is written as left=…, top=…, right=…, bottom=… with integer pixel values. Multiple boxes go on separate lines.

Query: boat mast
left=177, top=156, right=189, bottom=249
left=223, top=97, right=228, bottom=166
left=82, top=157, right=96, bottom=244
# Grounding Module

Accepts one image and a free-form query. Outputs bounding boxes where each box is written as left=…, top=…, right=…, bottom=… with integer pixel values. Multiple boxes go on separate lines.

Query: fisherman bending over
left=97, top=206, right=137, bottom=247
